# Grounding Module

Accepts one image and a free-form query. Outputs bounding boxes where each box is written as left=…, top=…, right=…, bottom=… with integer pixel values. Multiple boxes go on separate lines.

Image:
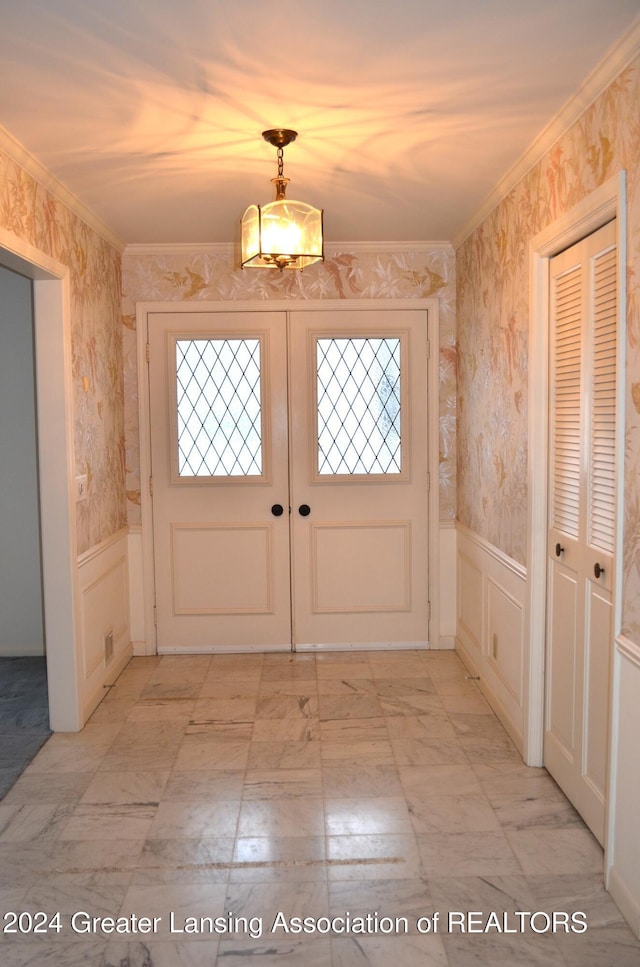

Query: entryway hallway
left=1, top=650, right=639, bottom=966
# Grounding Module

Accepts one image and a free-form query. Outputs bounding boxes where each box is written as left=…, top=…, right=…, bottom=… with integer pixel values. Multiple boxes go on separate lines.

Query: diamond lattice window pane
left=176, top=338, right=262, bottom=476
left=316, top=337, right=401, bottom=475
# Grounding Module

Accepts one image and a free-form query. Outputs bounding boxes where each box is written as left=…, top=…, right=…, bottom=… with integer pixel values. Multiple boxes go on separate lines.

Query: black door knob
left=298, top=504, right=311, bottom=517
left=271, top=504, right=284, bottom=517
left=555, top=543, right=564, bottom=557
left=594, top=562, right=605, bottom=579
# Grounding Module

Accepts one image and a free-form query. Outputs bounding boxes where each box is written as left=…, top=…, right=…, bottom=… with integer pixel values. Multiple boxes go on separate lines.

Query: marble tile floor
left=1, top=649, right=639, bottom=966
left=0, top=657, right=51, bottom=800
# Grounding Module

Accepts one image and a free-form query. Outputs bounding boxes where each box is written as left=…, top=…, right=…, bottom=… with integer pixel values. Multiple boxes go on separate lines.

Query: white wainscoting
left=127, top=521, right=457, bottom=654
left=127, top=524, right=150, bottom=655
left=455, top=523, right=527, bottom=753
left=606, top=634, right=640, bottom=939
left=77, top=527, right=132, bottom=721
left=438, top=521, right=457, bottom=649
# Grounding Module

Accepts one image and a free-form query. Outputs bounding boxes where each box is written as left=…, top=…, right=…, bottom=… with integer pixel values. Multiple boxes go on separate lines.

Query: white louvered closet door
left=545, top=219, right=617, bottom=845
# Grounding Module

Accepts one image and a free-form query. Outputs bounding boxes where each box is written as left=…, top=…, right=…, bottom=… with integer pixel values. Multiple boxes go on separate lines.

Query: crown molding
left=0, top=123, right=126, bottom=254
left=124, top=242, right=235, bottom=256
left=124, top=240, right=454, bottom=257
left=326, top=241, right=454, bottom=255
left=451, top=14, right=640, bottom=250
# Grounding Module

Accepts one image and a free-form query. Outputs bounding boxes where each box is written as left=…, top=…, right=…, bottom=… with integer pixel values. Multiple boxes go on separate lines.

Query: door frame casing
left=0, top=227, right=83, bottom=730
left=526, top=174, right=627, bottom=785
left=136, top=298, right=440, bottom=654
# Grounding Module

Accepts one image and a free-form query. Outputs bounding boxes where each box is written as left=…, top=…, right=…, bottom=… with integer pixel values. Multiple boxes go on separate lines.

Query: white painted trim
left=136, top=305, right=158, bottom=654
left=0, top=227, right=69, bottom=281
left=452, top=17, right=640, bottom=249
left=614, top=633, right=640, bottom=668
left=607, top=633, right=640, bottom=938
left=125, top=241, right=454, bottom=257
left=427, top=303, right=441, bottom=650
left=137, top=298, right=440, bottom=654
left=127, top=525, right=148, bottom=655
left=455, top=636, right=524, bottom=754
left=77, top=527, right=132, bottom=721
left=455, top=522, right=527, bottom=753
left=137, top=298, right=438, bottom=314
left=527, top=172, right=626, bottom=801
left=0, top=226, right=83, bottom=731
left=0, top=125, right=125, bottom=254
left=437, top=636, right=456, bottom=651
left=296, top=641, right=428, bottom=652
left=606, top=184, right=629, bottom=887
left=159, top=643, right=289, bottom=655
left=455, top=521, right=527, bottom=581
left=607, top=867, right=640, bottom=941
left=607, top=637, right=623, bottom=892
left=77, top=525, right=129, bottom=568
left=612, top=180, right=629, bottom=664
left=438, top=521, right=457, bottom=648
left=83, top=643, right=133, bottom=722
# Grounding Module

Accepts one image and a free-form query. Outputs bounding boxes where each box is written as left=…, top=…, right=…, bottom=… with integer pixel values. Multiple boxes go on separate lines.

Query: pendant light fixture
left=241, top=129, right=324, bottom=271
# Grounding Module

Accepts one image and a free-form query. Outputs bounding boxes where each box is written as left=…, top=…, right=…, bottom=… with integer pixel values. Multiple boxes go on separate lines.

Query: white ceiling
left=0, top=0, right=638, bottom=245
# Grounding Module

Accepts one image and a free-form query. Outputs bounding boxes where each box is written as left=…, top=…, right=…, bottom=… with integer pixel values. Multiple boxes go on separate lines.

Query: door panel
left=584, top=581, right=613, bottom=795
left=289, top=309, right=429, bottom=648
left=545, top=220, right=617, bottom=844
left=171, top=523, right=274, bottom=613
left=546, top=563, right=578, bottom=758
left=311, top=522, right=411, bottom=613
left=149, top=311, right=292, bottom=652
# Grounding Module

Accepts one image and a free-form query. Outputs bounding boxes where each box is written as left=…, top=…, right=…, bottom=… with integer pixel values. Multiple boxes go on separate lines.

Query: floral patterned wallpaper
left=0, top=150, right=126, bottom=555
left=456, top=57, right=640, bottom=639
left=121, top=247, right=457, bottom=523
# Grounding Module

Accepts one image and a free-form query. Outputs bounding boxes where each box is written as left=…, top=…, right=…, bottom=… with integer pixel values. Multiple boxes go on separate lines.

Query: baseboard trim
left=455, top=635, right=524, bottom=756
left=158, top=644, right=291, bottom=655
left=82, top=641, right=132, bottom=722
left=436, top=634, right=456, bottom=651
left=296, top=641, right=429, bottom=653
left=607, top=866, right=640, bottom=940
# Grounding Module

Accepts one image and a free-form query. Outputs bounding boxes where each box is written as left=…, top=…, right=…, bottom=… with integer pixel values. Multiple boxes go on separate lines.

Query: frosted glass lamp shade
left=241, top=199, right=324, bottom=270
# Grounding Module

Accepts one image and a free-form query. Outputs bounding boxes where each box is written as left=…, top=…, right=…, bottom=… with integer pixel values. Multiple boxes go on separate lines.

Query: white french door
left=289, top=309, right=429, bottom=649
left=148, top=310, right=291, bottom=650
left=545, top=219, right=617, bottom=844
left=147, top=305, right=430, bottom=653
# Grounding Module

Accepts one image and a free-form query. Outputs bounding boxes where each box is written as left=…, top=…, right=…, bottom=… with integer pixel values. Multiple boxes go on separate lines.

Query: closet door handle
left=298, top=504, right=311, bottom=517
left=594, top=562, right=605, bottom=579
left=271, top=504, right=284, bottom=517
left=555, top=543, right=564, bottom=557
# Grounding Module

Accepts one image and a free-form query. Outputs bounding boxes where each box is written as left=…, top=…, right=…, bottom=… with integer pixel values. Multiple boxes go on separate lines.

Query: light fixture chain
left=241, top=127, right=323, bottom=271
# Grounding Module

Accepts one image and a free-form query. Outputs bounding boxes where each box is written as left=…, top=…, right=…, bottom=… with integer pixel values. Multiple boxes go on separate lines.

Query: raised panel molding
left=77, top=527, right=132, bottom=721
left=606, top=634, right=640, bottom=939
left=82, top=558, right=128, bottom=678
left=487, top=578, right=524, bottom=706
left=171, top=522, right=274, bottom=614
left=311, top=521, right=411, bottom=614
left=457, top=551, right=483, bottom=652
left=456, top=523, right=527, bottom=752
